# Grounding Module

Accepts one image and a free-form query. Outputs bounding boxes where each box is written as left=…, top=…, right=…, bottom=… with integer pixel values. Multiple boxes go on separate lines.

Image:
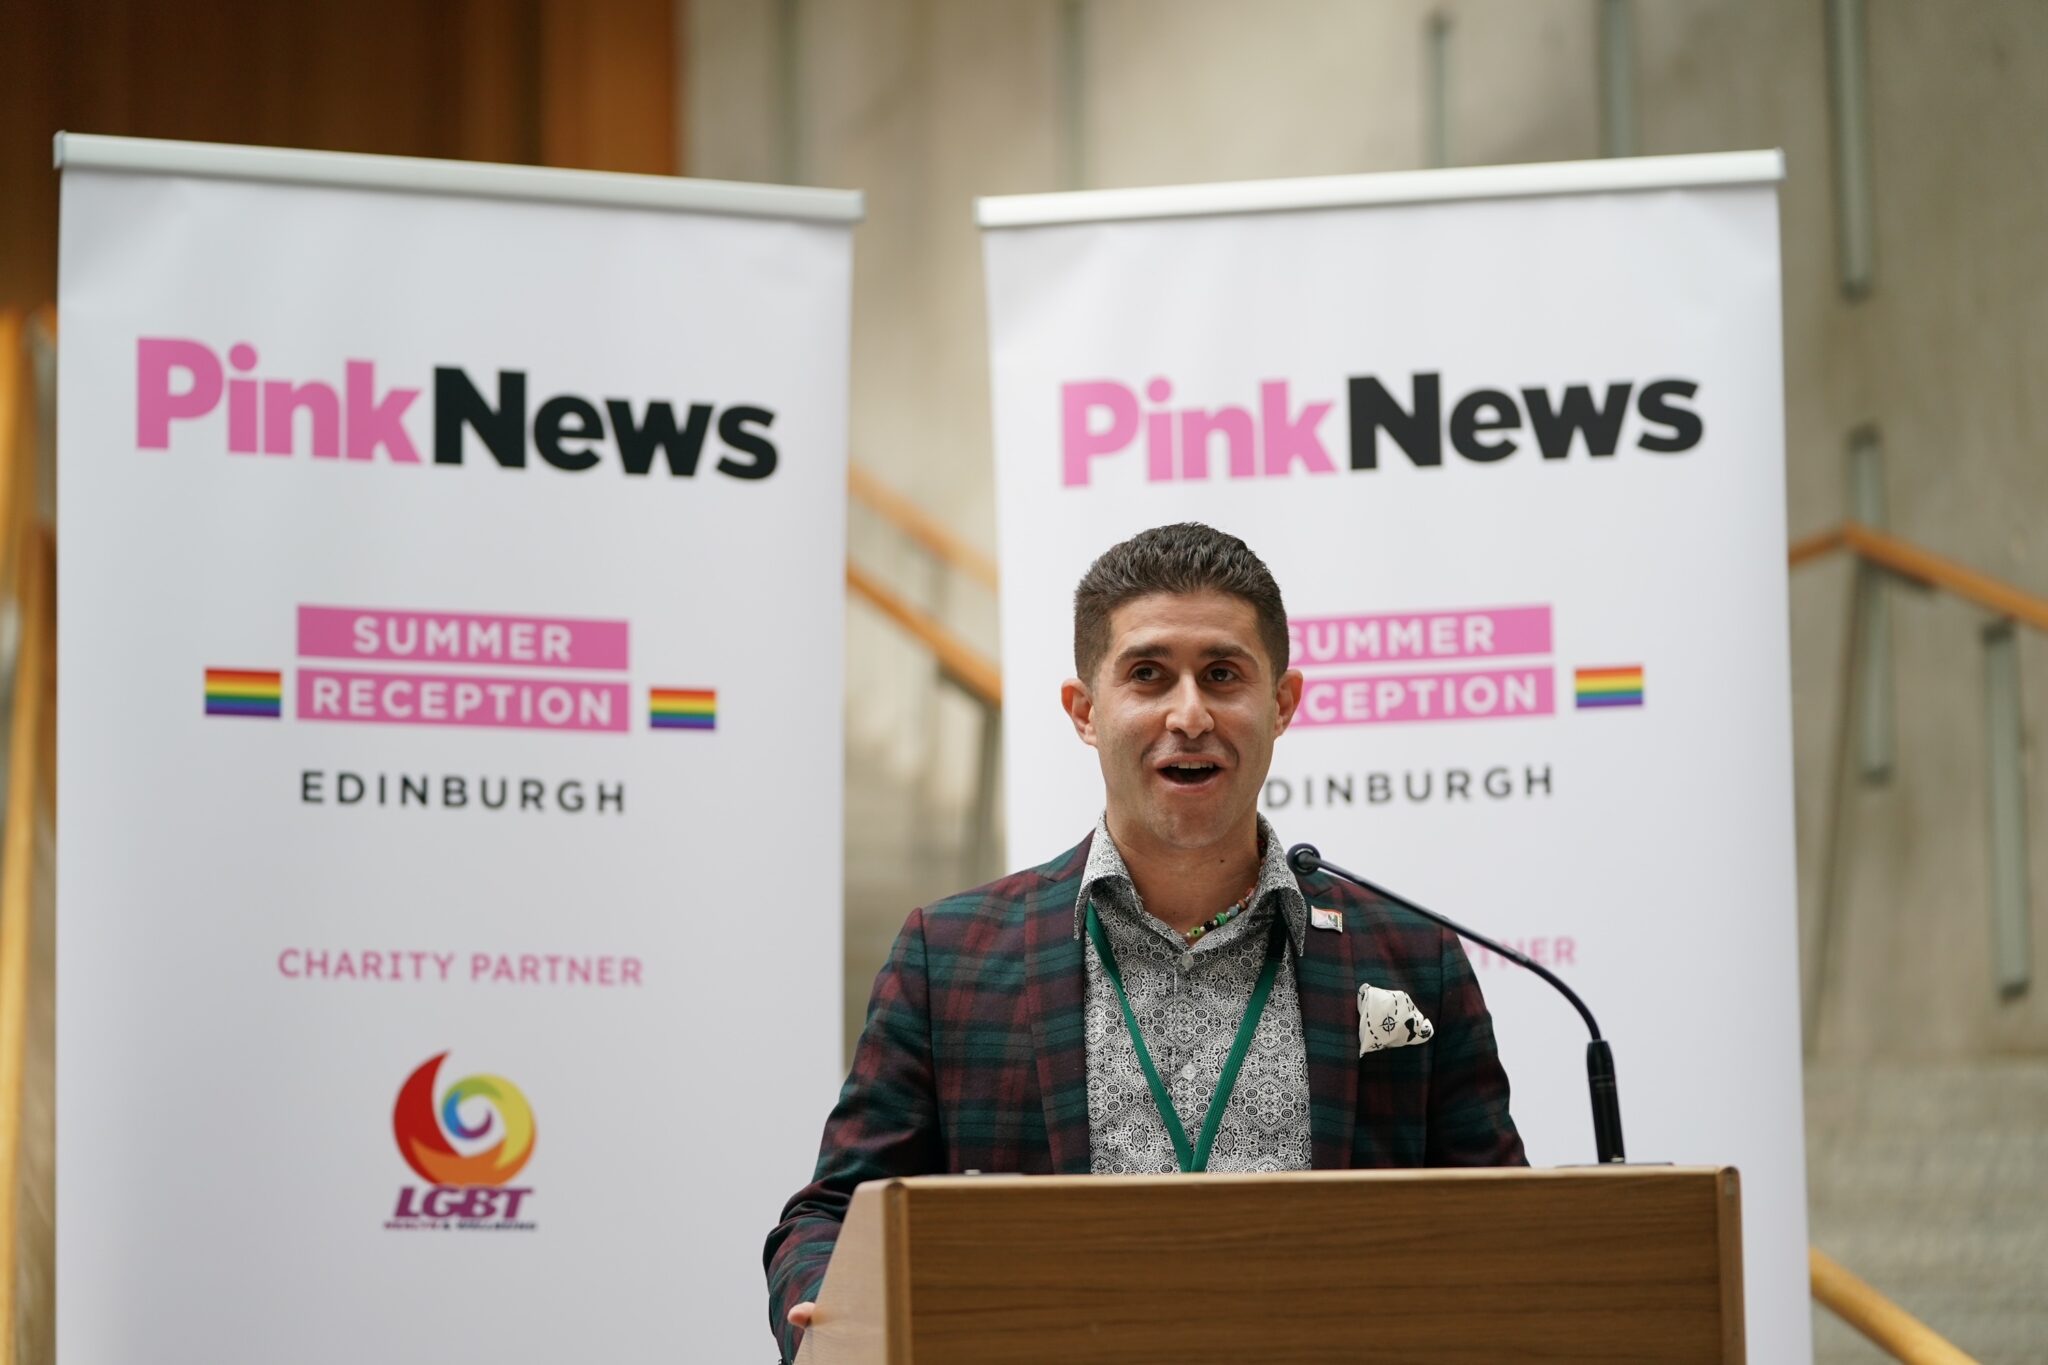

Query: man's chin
left=1131, top=802, right=1254, bottom=854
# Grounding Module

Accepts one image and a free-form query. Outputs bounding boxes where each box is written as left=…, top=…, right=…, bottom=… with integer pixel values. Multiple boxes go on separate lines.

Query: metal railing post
left=776, top=0, right=807, bottom=185
left=1806, top=546, right=1867, bottom=1054
left=967, top=699, right=1003, bottom=885
left=1826, top=0, right=1875, bottom=298
left=1849, top=428, right=1893, bottom=783
left=1425, top=12, right=1452, bottom=169
left=1057, top=0, right=1089, bottom=191
left=1598, top=0, right=1636, bottom=159
left=1984, top=621, right=2032, bottom=998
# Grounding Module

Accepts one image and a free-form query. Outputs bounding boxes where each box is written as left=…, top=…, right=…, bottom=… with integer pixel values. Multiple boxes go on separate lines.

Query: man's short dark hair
left=1073, top=522, right=1290, bottom=682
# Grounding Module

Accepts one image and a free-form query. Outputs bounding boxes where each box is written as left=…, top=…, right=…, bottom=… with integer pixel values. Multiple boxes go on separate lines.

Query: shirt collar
left=1074, top=812, right=1307, bottom=955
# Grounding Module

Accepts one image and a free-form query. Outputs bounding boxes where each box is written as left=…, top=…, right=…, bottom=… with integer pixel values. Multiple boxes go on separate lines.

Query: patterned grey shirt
left=1078, top=814, right=1314, bottom=1175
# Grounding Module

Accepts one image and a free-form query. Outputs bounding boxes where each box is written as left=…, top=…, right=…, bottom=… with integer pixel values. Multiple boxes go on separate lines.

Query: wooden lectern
left=794, top=1166, right=1742, bottom=1364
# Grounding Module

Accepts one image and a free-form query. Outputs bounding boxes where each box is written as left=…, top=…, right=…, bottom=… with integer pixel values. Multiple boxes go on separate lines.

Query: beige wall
left=688, top=0, right=2048, bottom=1059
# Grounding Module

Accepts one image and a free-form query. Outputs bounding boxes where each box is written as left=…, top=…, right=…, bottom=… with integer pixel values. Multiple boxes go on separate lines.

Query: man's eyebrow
left=1110, top=640, right=1260, bottom=667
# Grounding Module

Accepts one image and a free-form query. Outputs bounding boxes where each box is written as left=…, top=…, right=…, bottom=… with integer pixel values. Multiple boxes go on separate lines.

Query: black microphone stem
left=1287, top=842, right=1625, bottom=1165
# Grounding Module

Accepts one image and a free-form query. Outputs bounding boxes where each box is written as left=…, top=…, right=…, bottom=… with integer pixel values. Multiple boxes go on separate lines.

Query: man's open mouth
left=1158, top=759, right=1222, bottom=786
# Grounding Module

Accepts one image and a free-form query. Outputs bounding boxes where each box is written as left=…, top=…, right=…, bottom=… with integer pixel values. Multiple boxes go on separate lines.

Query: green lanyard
left=1085, top=900, right=1287, bottom=1174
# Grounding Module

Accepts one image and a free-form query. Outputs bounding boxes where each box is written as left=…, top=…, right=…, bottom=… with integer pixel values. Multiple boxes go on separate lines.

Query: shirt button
left=1176, top=956, right=1192, bottom=973
left=1179, top=1061, right=1198, bottom=1081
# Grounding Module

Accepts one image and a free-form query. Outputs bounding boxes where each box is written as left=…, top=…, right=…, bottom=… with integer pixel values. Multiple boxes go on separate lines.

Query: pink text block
left=297, top=668, right=629, bottom=732
left=1288, top=605, right=1551, bottom=666
left=298, top=605, right=629, bottom=671
left=1294, top=667, right=1554, bottom=727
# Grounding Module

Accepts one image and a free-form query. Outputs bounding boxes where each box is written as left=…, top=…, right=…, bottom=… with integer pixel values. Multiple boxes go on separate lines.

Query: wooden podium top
left=796, top=1165, right=1743, bottom=1365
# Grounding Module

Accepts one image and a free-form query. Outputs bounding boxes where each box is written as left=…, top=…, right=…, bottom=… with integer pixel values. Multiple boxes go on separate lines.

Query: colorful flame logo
left=392, top=1051, right=536, bottom=1187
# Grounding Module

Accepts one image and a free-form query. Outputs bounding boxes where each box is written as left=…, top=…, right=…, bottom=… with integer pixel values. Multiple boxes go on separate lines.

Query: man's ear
left=1273, top=667, right=1304, bottom=736
left=1061, top=676, right=1099, bottom=748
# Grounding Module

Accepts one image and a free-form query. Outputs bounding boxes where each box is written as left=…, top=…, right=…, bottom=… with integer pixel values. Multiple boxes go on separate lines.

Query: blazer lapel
left=1295, top=875, right=1359, bottom=1169
left=1024, top=837, right=1093, bottom=1174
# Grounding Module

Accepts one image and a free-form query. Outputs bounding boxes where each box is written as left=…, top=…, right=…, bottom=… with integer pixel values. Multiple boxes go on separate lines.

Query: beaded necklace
left=1183, top=876, right=1261, bottom=944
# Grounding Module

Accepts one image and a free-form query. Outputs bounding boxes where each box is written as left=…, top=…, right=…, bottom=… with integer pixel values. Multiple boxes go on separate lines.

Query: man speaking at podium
left=766, top=523, right=1524, bottom=1359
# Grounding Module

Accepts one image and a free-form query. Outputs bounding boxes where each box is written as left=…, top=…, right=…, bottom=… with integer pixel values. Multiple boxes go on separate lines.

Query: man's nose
left=1165, top=673, right=1214, bottom=738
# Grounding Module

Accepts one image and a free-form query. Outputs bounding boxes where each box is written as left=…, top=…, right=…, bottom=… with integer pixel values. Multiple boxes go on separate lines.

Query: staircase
left=1806, top=1060, right=2048, bottom=1362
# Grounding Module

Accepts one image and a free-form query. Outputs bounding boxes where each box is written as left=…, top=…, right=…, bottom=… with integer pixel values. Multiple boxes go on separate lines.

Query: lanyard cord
left=1085, top=901, right=1286, bottom=1173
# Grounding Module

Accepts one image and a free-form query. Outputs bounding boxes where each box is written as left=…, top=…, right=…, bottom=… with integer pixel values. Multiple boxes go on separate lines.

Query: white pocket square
left=1358, top=984, right=1434, bottom=1055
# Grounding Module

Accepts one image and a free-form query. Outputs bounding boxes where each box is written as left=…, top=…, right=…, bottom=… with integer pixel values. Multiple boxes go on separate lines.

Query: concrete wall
left=687, top=0, right=2048, bottom=1060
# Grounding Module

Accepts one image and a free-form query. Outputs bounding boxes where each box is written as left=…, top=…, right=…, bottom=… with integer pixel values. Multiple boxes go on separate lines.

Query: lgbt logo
left=1574, top=665, right=1645, bottom=709
left=392, top=1052, right=537, bottom=1187
left=204, top=667, right=282, bottom=718
left=649, top=687, right=716, bottom=730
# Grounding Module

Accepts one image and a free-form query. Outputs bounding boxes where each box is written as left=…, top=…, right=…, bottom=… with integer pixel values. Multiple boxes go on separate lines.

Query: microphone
left=1286, top=842, right=1624, bottom=1165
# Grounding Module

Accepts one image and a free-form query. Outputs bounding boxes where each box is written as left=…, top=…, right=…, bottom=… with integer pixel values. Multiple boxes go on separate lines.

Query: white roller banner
left=981, top=153, right=1809, bottom=1357
left=56, top=136, right=856, bottom=1363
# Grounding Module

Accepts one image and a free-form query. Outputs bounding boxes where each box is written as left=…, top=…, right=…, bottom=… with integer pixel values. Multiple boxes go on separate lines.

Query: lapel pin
left=1310, top=906, right=1343, bottom=933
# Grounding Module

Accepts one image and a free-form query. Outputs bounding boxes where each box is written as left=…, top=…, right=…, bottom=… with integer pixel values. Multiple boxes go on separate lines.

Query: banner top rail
left=976, top=149, right=1782, bottom=230
left=55, top=132, right=865, bottom=225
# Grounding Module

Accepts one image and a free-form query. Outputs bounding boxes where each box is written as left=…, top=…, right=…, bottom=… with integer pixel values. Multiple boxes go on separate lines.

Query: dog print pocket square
left=1358, top=983, right=1434, bottom=1055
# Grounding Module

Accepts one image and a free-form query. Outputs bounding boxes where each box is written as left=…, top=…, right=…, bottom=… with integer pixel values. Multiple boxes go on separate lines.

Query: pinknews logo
left=135, top=338, right=780, bottom=478
left=1289, top=604, right=1555, bottom=728
left=1060, top=372, right=1702, bottom=486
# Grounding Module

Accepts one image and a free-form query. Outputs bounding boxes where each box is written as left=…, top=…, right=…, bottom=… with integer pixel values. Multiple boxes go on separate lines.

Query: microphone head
left=1284, top=842, right=1322, bottom=876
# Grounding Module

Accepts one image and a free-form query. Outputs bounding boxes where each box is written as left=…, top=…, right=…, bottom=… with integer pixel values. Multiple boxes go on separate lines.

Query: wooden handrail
left=847, top=562, right=1002, bottom=708
left=1788, top=524, right=1848, bottom=568
left=0, top=526, right=52, bottom=1364
left=0, top=310, right=52, bottom=1365
left=1811, top=1247, right=1978, bottom=1363
left=848, top=464, right=999, bottom=591
left=0, top=308, right=32, bottom=1365
left=1790, top=519, right=2048, bottom=632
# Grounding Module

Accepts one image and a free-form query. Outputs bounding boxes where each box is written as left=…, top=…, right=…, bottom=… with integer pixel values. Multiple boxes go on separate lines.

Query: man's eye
left=1131, top=664, right=1159, bottom=682
left=1207, top=666, right=1237, bottom=683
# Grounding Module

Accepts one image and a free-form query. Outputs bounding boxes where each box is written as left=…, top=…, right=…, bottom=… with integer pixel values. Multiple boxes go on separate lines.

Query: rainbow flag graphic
left=649, top=687, right=716, bottom=731
left=205, top=668, right=283, bottom=718
left=1574, top=665, right=1645, bottom=709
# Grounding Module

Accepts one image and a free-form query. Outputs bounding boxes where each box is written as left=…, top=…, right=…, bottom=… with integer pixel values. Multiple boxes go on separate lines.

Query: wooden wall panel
left=0, top=0, right=64, bottom=323
left=0, top=0, right=680, bottom=316
left=539, top=0, right=680, bottom=174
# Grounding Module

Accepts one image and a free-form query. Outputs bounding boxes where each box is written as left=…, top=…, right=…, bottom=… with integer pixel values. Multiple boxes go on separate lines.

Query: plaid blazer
left=764, top=832, right=1524, bottom=1360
